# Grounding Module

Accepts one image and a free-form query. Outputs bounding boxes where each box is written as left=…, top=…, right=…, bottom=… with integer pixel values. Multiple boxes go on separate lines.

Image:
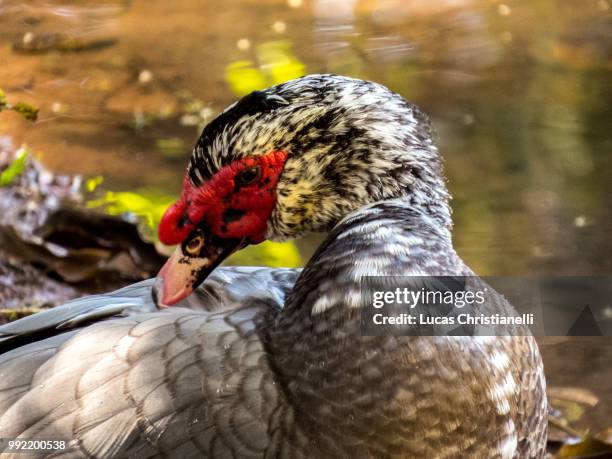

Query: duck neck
left=264, top=198, right=464, bottom=448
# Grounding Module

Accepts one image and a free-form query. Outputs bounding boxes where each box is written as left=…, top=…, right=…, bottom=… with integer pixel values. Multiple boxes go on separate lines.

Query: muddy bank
left=0, top=145, right=164, bottom=321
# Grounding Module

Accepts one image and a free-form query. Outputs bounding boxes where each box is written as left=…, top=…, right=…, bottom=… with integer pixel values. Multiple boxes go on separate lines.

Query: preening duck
left=0, top=75, right=547, bottom=458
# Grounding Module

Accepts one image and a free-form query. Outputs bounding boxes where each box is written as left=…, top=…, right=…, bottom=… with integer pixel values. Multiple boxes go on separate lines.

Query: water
left=1, top=0, right=611, bottom=434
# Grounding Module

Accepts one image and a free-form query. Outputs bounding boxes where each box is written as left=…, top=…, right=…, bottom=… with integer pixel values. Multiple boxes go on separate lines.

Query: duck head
left=154, top=74, right=451, bottom=306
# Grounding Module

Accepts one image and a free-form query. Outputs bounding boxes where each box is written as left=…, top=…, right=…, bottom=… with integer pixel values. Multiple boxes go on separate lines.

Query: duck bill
left=153, top=238, right=242, bottom=307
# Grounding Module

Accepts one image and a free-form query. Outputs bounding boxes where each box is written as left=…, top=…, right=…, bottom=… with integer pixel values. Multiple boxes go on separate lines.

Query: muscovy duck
left=0, top=75, right=547, bottom=458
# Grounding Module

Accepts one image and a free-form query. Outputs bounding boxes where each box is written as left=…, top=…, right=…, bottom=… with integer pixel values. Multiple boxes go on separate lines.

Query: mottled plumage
left=189, top=75, right=450, bottom=240
left=0, top=75, right=546, bottom=458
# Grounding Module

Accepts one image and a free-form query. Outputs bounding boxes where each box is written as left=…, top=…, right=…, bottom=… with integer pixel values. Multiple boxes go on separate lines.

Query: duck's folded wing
left=0, top=304, right=284, bottom=459
left=0, top=279, right=156, bottom=350
left=0, top=266, right=298, bottom=457
left=0, top=267, right=299, bottom=351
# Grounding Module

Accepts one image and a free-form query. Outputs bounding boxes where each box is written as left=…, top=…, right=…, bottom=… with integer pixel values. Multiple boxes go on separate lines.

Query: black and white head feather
left=188, top=74, right=451, bottom=241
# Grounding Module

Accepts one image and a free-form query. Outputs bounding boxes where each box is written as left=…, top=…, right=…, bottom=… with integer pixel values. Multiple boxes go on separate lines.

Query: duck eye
left=185, top=234, right=204, bottom=255
left=235, top=165, right=261, bottom=187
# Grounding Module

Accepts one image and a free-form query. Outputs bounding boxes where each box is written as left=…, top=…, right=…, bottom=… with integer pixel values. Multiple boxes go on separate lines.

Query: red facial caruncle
left=159, top=150, right=288, bottom=246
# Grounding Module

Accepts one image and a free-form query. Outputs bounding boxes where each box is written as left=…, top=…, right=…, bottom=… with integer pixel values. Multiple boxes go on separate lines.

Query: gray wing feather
left=0, top=267, right=300, bottom=458
left=0, top=279, right=155, bottom=347
left=0, top=267, right=300, bottom=348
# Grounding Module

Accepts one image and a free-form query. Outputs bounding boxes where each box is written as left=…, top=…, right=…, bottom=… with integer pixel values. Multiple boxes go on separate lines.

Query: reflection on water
left=0, top=0, right=611, bottom=429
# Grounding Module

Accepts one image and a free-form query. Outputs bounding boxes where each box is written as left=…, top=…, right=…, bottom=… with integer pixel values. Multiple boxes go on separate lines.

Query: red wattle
left=158, top=176, right=196, bottom=245
left=158, top=150, right=288, bottom=245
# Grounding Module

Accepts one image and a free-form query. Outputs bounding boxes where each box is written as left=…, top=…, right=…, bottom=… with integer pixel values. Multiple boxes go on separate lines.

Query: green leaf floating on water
left=85, top=176, right=104, bottom=192
left=0, top=149, right=28, bottom=187
left=11, top=102, right=39, bottom=121
left=225, top=40, right=305, bottom=96
left=225, top=60, right=269, bottom=97
left=87, top=190, right=174, bottom=238
left=88, top=187, right=302, bottom=267
left=258, top=41, right=306, bottom=86
left=0, top=87, right=39, bottom=121
left=227, top=240, right=301, bottom=268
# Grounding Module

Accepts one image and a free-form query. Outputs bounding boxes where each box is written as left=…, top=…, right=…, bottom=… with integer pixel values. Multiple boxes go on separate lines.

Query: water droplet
left=138, top=70, right=153, bottom=84
left=574, top=215, right=587, bottom=227
left=273, top=21, right=287, bottom=34
left=462, top=113, right=475, bottom=125
left=237, top=38, right=251, bottom=51
left=22, top=32, right=34, bottom=45
left=497, top=4, right=511, bottom=16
